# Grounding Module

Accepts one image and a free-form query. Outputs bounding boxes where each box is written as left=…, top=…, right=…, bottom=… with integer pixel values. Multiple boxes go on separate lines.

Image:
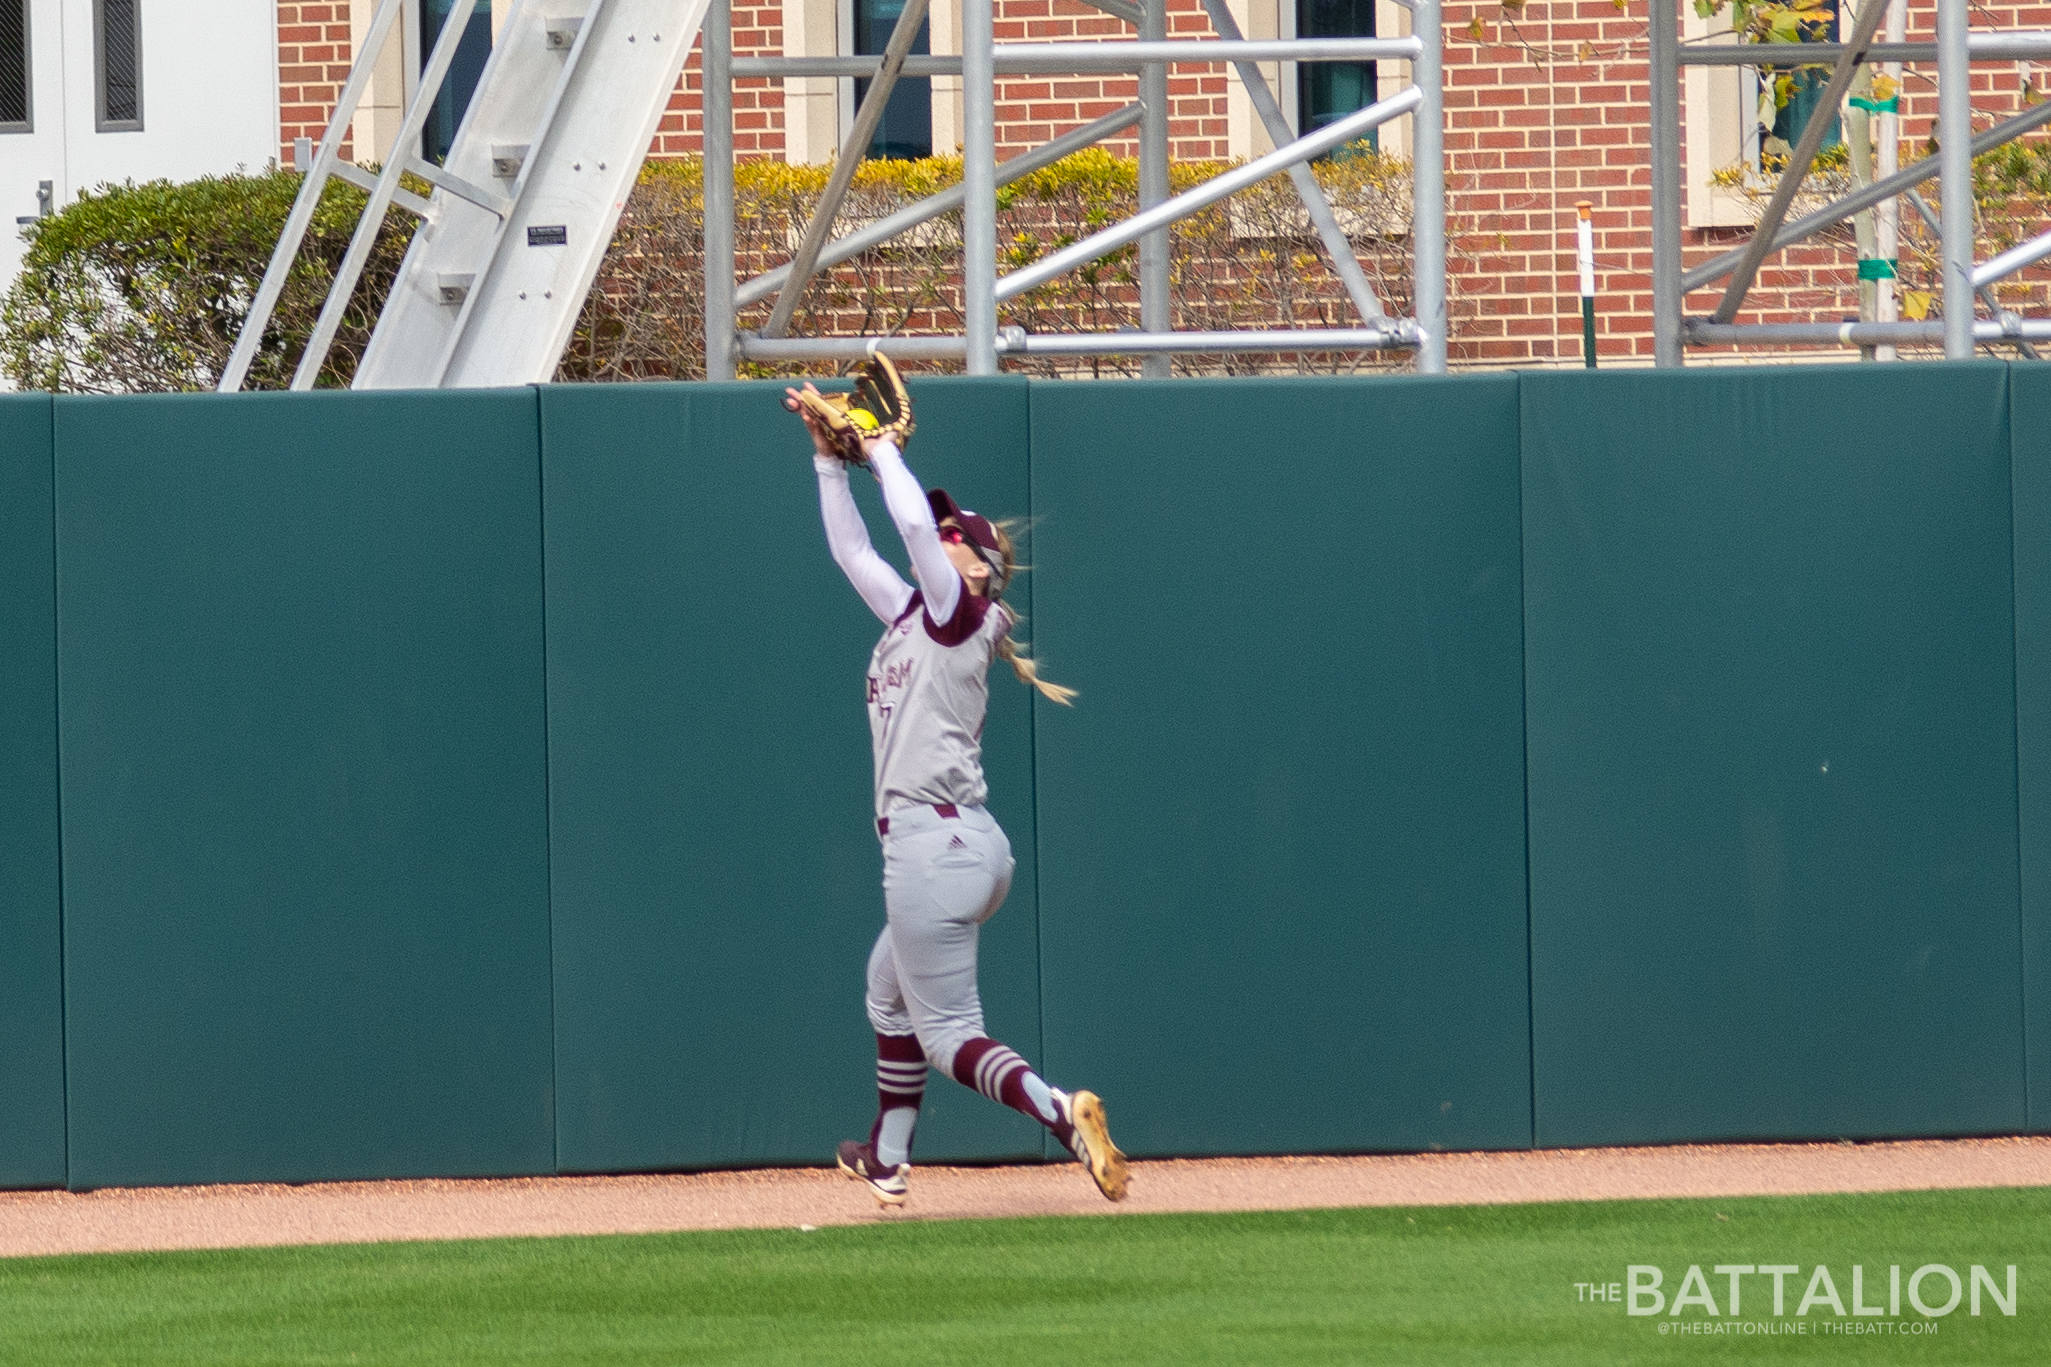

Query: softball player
left=788, top=384, right=1128, bottom=1207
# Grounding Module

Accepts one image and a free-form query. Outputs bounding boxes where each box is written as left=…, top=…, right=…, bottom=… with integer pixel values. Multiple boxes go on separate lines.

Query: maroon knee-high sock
left=951, top=1036, right=1076, bottom=1151
left=870, top=1032, right=927, bottom=1167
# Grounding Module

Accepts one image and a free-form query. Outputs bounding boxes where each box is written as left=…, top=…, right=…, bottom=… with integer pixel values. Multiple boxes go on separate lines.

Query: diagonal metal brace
left=736, top=102, right=1143, bottom=308
left=1683, top=97, right=2051, bottom=292
left=1712, top=0, right=1891, bottom=324
left=1199, top=0, right=1385, bottom=321
left=219, top=0, right=409, bottom=391
left=1906, top=189, right=2039, bottom=359
left=762, top=0, right=931, bottom=338
left=998, top=85, right=1421, bottom=300
left=291, top=0, right=491, bottom=388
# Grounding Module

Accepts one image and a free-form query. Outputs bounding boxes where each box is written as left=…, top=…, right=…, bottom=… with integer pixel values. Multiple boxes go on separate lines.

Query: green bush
left=3, top=151, right=1416, bottom=390
left=0, top=170, right=415, bottom=393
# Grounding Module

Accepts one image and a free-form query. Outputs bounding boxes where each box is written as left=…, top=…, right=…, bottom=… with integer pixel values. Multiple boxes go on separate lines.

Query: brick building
left=285, top=0, right=2051, bottom=368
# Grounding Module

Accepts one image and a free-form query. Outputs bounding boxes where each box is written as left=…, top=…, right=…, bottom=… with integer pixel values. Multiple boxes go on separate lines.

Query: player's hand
left=783, top=383, right=839, bottom=459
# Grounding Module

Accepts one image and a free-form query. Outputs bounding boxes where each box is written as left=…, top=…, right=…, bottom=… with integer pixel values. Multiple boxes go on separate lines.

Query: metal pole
left=963, top=0, right=998, bottom=374
left=1844, top=0, right=1879, bottom=360
left=1650, top=0, right=1681, bottom=366
left=1199, top=0, right=1386, bottom=322
left=1139, top=0, right=1172, bottom=377
left=1875, top=0, right=1902, bottom=360
left=734, top=103, right=1144, bottom=307
left=220, top=0, right=407, bottom=391
left=762, top=0, right=932, bottom=338
left=737, top=323, right=1420, bottom=359
left=1686, top=318, right=2051, bottom=345
left=1682, top=97, right=2051, bottom=290
left=1412, top=0, right=1445, bottom=372
left=1710, top=0, right=1889, bottom=325
left=703, top=0, right=736, bottom=380
left=1913, top=191, right=2037, bottom=357
left=1974, top=223, right=2051, bottom=285
left=1939, top=0, right=1974, bottom=358
left=291, top=0, right=485, bottom=389
left=997, top=86, right=1421, bottom=297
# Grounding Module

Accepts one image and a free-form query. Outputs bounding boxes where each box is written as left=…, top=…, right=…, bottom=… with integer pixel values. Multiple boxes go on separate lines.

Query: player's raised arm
left=788, top=383, right=913, bottom=625
left=866, top=436, right=961, bottom=628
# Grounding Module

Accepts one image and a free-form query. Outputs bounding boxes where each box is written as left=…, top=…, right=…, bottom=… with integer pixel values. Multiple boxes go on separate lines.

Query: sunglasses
left=938, top=524, right=971, bottom=546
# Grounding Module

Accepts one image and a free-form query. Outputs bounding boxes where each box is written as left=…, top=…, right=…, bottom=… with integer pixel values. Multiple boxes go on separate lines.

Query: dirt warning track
left=5, top=1136, right=2050, bottom=1259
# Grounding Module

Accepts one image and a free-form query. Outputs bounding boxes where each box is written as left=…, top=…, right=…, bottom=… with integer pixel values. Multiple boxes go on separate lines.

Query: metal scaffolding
left=704, top=0, right=1447, bottom=375
left=1649, top=0, right=2051, bottom=364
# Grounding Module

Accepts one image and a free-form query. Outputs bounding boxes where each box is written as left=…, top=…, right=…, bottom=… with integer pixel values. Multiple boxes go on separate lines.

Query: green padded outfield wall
left=1027, top=376, right=1534, bottom=1156
left=0, top=395, right=65, bottom=1189
left=1522, top=364, right=2024, bottom=1148
left=542, top=379, right=1046, bottom=1171
left=56, top=390, right=555, bottom=1189
left=2011, top=365, right=2051, bottom=1132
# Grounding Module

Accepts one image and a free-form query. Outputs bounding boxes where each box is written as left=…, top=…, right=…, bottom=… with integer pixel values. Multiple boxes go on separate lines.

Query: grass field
left=2, top=1187, right=2047, bottom=1365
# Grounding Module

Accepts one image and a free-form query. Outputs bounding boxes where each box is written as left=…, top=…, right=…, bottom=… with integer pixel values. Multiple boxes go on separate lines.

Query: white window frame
left=1683, top=7, right=1762, bottom=229
left=1225, top=0, right=1409, bottom=161
left=787, top=0, right=845, bottom=163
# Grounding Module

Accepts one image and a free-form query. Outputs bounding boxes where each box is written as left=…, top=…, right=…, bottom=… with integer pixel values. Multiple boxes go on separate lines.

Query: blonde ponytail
left=989, top=520, right=1077, bottom=706
left=998, top=633, right=1077, bottom=706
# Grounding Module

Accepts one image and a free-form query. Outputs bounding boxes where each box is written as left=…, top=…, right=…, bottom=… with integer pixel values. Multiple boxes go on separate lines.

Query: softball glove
left=783, top=352, right=915, bottom=466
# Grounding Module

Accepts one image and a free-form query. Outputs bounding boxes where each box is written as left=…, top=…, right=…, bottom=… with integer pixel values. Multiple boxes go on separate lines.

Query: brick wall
left=1445, top=0, right=2051, bottom=366
left=286, top=0, right=2051, bottom=368
left=278, top=2, right=357, bottom=164
left=649, top=0, right=1234, bottom=161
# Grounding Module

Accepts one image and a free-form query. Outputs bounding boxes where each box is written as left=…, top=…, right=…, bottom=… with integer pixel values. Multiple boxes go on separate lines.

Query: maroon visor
left=927, top=488, right=1007, bottom=585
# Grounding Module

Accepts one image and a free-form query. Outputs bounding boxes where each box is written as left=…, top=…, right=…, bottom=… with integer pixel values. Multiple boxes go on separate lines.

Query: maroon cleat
left=836, top=1139, right=910, bottom=1205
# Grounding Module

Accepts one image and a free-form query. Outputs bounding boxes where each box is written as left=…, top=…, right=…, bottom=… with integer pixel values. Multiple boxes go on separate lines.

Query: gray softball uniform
left=814, top=443, right=1017, bottom=1075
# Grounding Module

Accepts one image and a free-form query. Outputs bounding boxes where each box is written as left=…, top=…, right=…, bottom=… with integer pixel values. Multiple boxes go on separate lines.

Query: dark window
left=0, top=0, right=28, bottom=132
left=421, top=0, right=493, bottom=165
left=854, top=0, right=931, bottom=160
left=96, top=0, right=140, bottom=131
left=1765, top=8, right=1840, bottom=156
left=1298, top=0, right=1375, bottom=154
